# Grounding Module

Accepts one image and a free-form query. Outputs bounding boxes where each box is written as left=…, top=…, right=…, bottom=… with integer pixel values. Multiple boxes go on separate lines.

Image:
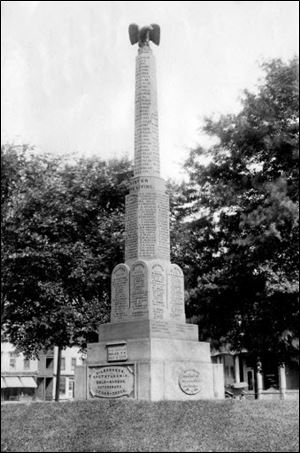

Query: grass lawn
left=1, top=399, right=299, bottom=452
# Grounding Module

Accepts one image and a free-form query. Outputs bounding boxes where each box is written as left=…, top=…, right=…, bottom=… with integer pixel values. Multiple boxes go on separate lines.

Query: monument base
left=75, top=321, right=224, bottom=401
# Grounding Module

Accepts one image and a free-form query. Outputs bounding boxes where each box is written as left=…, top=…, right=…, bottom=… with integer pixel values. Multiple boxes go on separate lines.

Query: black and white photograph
left=1, top=1, right=299, bottom=452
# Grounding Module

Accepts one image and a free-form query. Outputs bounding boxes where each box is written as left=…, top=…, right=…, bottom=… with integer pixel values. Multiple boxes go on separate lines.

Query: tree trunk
left=55, top=345, right=62, bottom=402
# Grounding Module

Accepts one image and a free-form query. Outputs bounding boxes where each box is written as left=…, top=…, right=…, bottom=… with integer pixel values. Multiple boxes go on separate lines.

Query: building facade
left=212, top=349, right=299, bottom=399
left=52, top=347, right=86, bottom=400
left=1, top=342, right=38, bottom=401
left=1, top=343, right=85, bottom=401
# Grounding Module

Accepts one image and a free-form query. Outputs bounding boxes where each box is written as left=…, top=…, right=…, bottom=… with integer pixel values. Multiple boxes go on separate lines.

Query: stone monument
left=75, top=24, right=224, bottom=401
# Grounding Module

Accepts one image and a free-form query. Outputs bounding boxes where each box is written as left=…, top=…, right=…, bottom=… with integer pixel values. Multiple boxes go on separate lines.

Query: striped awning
left=3, top=376, right=23, bottom=388
left=20, top=376, right=37, bottom=388
left=1, top=376, right=37, bottom=388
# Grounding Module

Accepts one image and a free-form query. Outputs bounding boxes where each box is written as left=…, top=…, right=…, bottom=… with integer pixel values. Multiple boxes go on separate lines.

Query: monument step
left=88, top=337, right=211, bottom=364
left=98, top=319, right=199, bottom=341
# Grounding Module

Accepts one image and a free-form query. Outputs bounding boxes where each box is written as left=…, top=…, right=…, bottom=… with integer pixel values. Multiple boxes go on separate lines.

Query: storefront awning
left=3, top=376, right=24, bottom=388
left=1, top=377, right=6, bottom=388
left=20, top=376, right=37, bottom=388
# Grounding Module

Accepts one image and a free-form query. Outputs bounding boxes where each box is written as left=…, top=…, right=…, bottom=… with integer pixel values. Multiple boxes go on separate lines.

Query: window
left=60, top=358, right=65, bottom=371
left=24, top=359, right=30, bottom=370
left=46, top=357, right=54, bottom=369
left=9, top=352, right=18, bottom=369
left=69, top=379, right=74, bottom=391
left=59, top=377, right=66, bottom=395
left=71, top=358, right=76, bottom=371
left=9, top=357, right=16, bottom=369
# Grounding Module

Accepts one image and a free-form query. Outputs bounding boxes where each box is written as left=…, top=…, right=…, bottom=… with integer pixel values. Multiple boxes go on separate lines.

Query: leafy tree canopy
left=1, top=145, right=132, bottom=357
left=176, top=57, right=299, bottom=363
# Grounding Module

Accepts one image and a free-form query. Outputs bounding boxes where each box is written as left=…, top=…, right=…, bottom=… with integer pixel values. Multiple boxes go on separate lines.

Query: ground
left=1, top=399, right=299, bottom=452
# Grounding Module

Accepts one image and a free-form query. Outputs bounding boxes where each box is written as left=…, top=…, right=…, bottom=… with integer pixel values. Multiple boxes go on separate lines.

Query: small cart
left=225, top=382, right=248, bottom=399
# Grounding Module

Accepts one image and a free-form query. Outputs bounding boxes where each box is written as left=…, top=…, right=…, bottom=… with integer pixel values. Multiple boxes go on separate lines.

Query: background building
left=1, top=342, right=38, bottom=401
left=1, top=343, right=85, bottom=401
left=53, top=347, right=86, bottom=400
left=212, top=348, right=299, bottom=399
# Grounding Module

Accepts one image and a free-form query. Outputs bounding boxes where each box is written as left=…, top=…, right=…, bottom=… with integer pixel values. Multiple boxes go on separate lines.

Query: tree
left=1, top=145, right=132, bottom=398
left=176, top=57, right=299, bottom=365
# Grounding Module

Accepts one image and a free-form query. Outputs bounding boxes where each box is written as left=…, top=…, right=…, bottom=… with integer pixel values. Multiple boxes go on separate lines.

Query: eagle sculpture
left=129, top=23, right=160, bottom=47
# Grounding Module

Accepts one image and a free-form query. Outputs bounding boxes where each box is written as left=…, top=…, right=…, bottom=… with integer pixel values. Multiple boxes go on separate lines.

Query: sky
left=1, top=1, right=299, bottom=181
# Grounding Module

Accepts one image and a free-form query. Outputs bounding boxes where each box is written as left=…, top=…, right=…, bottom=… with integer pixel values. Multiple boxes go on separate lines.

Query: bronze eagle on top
left=129, top=23, right=160, bottom=47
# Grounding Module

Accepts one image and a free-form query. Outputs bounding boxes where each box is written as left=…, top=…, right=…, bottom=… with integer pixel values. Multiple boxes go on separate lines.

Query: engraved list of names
left=134, top=46, right=160, bottom=177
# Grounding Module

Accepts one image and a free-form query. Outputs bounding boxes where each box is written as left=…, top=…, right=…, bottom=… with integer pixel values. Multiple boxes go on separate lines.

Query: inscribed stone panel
left=167, top=264, right=185, bottom=322
left=89, top=365, right=135, bottom=398
left=107, top=343, right=128, bottom=362
left=136, top=192, right=170, bottom=261
left=150, top=262, right=167, bottom=319
left=134, top=50, right=160, bottom=176
left=125, top=194, right=138, bottom=262
left=111, top=264, right=130, bottom=322
left=156, top=193, right=170, bottom=260
left=150, top=321, right=197, bottom=340
left=130, top=261, right=149, bottom=319
left=137, top=193, right=157, bottom=259
left=178, top=369, right=202, bottom=395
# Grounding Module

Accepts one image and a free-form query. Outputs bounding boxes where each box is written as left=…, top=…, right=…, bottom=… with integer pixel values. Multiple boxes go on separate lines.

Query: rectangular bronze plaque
left=89, top=364, right=135, bottom=398
left=107, top=343, right=128, bottom=362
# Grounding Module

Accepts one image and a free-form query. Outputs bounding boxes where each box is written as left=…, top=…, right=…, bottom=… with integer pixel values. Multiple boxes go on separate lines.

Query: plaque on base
left=89, top=364, right=135, bottom=399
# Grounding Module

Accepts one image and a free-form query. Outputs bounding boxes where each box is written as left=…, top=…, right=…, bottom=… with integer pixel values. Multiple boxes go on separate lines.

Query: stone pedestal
left=83, top=321, right=223, bottom=400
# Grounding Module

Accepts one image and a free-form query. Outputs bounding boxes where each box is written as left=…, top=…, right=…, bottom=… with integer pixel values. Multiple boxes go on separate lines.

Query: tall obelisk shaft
left=125, top=45, right=170, bottom=264
left=134, top=46, right=160, bottom=176
left=110, top=28, right=185, bottom=324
